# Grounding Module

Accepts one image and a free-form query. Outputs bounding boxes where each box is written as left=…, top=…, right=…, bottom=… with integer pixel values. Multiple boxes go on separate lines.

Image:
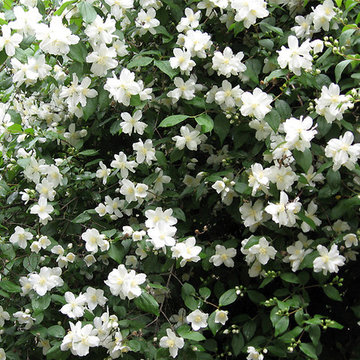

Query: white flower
left=13, top=310, right=34, bottom=330
left=301, top=200, right=321, bottom=233
left=171, top=237, right=201, bottom=267
left=0, top=25, right=23, bottom=56
left=35, top=179, right=56, bottom=201
left=104, top=196, right=123, bottom=219
left=313, top=244, right=345, bottom=275
left=214, top=310, right=228, bottom=325
left=36, top=16, right=79, bottom=55
left=212, top=46, right=246, bottom=77
left=176, top=7, right=201, bottom=32
left=167, top=77, right=197, bottom=103
left=265, top=191, right=301, bottom=227
left=85, top=15, right=116, bottom=45
left=104, top=68, right=141, bottom=106
left=0, top=348, right=5, bottom=360
left=183, top=29, right=212, bottom=58
left=119, top=179, right=137, bottom=203
left=315, top=83, right=351, bottom=123
left=84, top=287, right=107, bottom=311
left=145, top=207, right=178, bottom=228
left=247, top=163, right=270, bottom=196
left=240, top=88, right=272, bottom=120
left=60, top=292, right=87, bottom=319
left=186, top=309, right=208, bottom=331
left=120, top=110, right=147, bottom=136
left=344, top=233, right=358, bottom=248
left=135, top=8, right=160, bottom=35
left=312, top=0, right=335, bottom=31
left=277, top=35, right=313, bottom=76
left=169, top=48, right=196, bottom=75
left=246, top=346, right=264, bottom=360
left=110, top=152, right=137, bottom=178
left=68, top=322, right=100, bottom=357
left=133, top=139, right=156, bottom=165
left=285, top=240, right=312, bottom=272
left=248, top=237, right=277, bottom=265
left=0, top=306, right=10, bottom=327
left=9, top=226, right=33, bottom=249
left=28, top=267, right=64, bottom=296
left=86, top=44, right=118, bottom=77
left=209, top=245, right=236, bottom=267
left=147, top=223, right=177, bottom=249
left=81, top=228, right=109, bottom=254
left=172, top=124, right=207, bottom=151
left=96, top=161, right=111, bottom=185
left=239, top=200, right=268, bottom=232
left=231, top=0, right=269, bottom=28
left=105, top=264, right=147, bottom=300
left=283, top=116, right=317, bottom=151
left=30, top=196, right=54, bottom=224
left=169, top=308, right=188, bottom=328
left=325, top=131, right=360, bottom=171
left=159, top=329, right=184, bottom=358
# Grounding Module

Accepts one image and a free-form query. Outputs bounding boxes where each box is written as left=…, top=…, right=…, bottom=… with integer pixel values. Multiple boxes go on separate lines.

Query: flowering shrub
left=0, top=0, right=360, bottom=359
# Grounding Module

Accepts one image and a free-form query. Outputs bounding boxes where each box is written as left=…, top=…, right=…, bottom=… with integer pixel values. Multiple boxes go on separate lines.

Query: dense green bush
left=0, top=0, right=360, bottom=359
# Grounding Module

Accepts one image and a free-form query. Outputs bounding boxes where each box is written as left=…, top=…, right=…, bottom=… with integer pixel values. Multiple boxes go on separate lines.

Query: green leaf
left=182, top=331, right=206, bottom=341
left=214, top=114, right=230, bottom=145
left=155, top=151, right=167, bottom=168
left=199, top=287, right=211, bottom=300
left=48, top=325, right=65, bottom=338
left=275, top=316, right=289, bottom=336
left=323, top=285, right=342, bottom=301
left=259, top=39, right=274, bottom=50
left=108, top=243, right=125, bottom=264
left=242, top=320, right=256, bottom=340
left=280, top=272, right=299, bottom=284
left=159, top=115, right=188, bottom=127
left=172, top=207, right=186, bottom=222
left=154, top=59, right=178, bottom=79
left=83, top=96, right=98, bottom=121
left=244, top=236, right=260, bottom=250
left=0, top=244, right=15, bottom=260
left=128, top=339, right=141, bottom=352
left=7, top=123, right=22, bottom=133
left=23, top=253, right=40, bottom=272
left=0, top=280, right=21, bottom=293
left=326, top=168, right=341, bottom=190
left=54, top=0, right=77, bottom=15
left=78, top=149, right=99, bottom=156
left=335, top=59, right=352, bottom=82
left=308, top=325, right=321, bottom=346
left=195, top=114, right=214, bottom=133
left=219, top=289, right=237, bottom=306
left=127, top=56, right=153, bottom=69
left=32, top=294, right=51, bottom=311
left=293, top=148, right=312, bottom=172
left=275, top=99, right=291, bottom=120
left=78, top=1, right=97, bottom=23
left=231, top=333, right=244, bottom=356
left=247, top=290, right=266, bottom=304
left=278, top=326, right=303, bottom=342
left=208, top=311, right=222, bottom=336
left=134, top=292, right=160, bottom=316
left=299, top=343, right=318, bottom=359
left=68, top=42, right=88, bottom=64
left=259, top=21, right=284, bottom=36
left=72, top=211, right=91, bottom=223
left=264, top=69, right=288, bottom=83
left=264, top=109, right=281, bottom=132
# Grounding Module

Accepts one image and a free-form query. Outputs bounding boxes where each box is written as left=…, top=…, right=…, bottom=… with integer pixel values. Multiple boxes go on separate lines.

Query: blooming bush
left=0, top=0, right=360, bottom=359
